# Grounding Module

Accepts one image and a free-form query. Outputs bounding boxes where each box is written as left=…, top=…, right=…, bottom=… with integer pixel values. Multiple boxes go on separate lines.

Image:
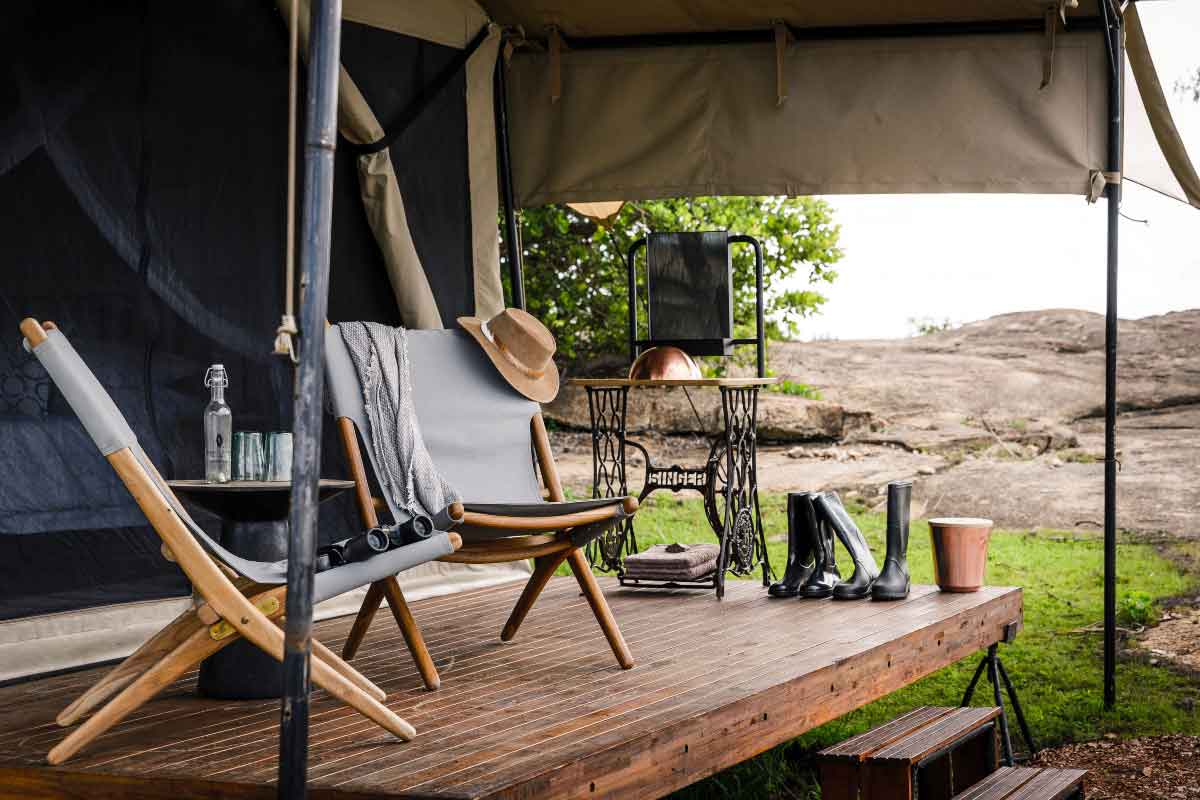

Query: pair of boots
left=767, top=481, right=912, bottom=601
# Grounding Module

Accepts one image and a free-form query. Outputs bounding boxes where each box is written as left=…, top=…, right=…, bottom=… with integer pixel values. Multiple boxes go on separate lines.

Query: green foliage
left=1177, top=66, right=1200, bottom=103
left=504, top=197, right=841, bottom=366
left=909, top=316, right=956, bottom=336
left=769, top=379, right=823, bottom=400
left=569, top=495, right=1199, bottom=798
left=1118, top=590, right=1157, bottom=627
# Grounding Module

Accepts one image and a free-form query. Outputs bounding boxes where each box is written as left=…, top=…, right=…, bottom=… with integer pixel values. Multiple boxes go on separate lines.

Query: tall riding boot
left=800, top=493, right=840, bottom=598
left=815, top=492, right=879, bottom=600
left=768, top=492, right=817, bottom=597
left=872, top=480, right=912, bottom=601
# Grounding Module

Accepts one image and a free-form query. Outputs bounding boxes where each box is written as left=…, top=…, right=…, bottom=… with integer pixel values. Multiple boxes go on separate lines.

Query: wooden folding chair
left=20, top=318, right=462, bottom=765
left=324, top=323, right=636, bottom=689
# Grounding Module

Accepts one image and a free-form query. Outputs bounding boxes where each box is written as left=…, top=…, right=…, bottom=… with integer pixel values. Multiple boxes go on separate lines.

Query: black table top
left=167, top=479, right=356, bottom=522
left=167, top=479, right=355, bottom=492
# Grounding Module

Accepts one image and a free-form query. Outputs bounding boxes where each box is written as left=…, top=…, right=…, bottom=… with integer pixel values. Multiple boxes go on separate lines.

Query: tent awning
left=477, top=0, right=1197, bottom=210
left=504, top=28, right=1109, bottom=205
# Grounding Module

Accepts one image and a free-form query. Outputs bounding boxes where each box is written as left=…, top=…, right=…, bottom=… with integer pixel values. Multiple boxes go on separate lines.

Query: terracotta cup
left=928, top=517, right=994, bottom=593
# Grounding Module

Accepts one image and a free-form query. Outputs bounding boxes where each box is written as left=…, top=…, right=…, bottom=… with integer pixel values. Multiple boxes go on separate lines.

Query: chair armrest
left=462, top=496, right=637, bottom=534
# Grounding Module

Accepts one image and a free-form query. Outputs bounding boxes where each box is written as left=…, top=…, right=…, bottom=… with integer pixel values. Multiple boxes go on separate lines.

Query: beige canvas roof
left=337, top=1, right=1195, bottom=208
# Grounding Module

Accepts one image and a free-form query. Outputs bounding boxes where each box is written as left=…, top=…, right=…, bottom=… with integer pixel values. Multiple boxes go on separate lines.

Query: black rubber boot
left=872, top=480, right=912, bottom=601
left=768, top=492, right=817, bottom=597
left=799, top=493, right=840, bottom=598
left=815, top=492, right=879, bottom=600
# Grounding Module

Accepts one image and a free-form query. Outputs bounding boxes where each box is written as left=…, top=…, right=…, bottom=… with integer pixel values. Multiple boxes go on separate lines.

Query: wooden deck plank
left=0, top=578, right=1022, bottom=800
left=328, top=588, right=953, bottom=792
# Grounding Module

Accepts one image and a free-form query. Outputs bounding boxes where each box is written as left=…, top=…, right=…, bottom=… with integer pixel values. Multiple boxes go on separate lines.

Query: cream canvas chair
left=19, top=318, right=461, bottom=765
left=324, top=323, right=637, bottom=688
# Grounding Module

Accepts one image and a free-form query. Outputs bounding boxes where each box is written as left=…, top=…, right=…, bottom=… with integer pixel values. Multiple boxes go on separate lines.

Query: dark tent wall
left=0, top=2, right=474, bottom=623
left=340, top=20, right=475, bottom=320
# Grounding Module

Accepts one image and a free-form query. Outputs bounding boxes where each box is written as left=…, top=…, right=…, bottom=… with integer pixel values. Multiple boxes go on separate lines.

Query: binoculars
left=317, top=514, right=435, bottom=571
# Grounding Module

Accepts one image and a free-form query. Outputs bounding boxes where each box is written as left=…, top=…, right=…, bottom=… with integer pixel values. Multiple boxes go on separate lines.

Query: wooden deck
left=0, top=578, right=1022, bottom=800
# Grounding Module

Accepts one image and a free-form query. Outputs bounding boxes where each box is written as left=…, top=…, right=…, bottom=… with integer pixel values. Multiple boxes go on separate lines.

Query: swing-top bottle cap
left=204, top=364, right=229, bottom=388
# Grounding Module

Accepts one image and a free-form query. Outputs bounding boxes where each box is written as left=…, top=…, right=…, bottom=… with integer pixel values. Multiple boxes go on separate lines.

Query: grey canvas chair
left=19, top=318, right=461, bottom=765
left=325, top=324, right=636, bottom=685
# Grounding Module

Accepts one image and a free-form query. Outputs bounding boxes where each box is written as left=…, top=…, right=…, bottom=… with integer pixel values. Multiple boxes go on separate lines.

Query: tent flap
left=1123, top=3, right=1200, bottom=208
left=468, top=26, right=505, bottom=319
left=507, top=30, right=1109, bottom=205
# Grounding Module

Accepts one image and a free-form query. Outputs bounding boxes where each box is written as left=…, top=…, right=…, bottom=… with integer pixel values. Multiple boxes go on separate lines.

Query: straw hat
left=457, top=308, right=560, bottom=403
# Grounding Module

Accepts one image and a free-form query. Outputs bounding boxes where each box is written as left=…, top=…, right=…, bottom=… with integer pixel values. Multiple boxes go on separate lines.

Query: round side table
left=168, top=479, right=355, bottom=700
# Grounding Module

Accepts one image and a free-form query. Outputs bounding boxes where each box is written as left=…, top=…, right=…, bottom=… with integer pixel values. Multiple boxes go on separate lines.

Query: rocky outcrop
left=545, top=384, right=871, bottom=442
left=548, top=309, right=1200, bottom=539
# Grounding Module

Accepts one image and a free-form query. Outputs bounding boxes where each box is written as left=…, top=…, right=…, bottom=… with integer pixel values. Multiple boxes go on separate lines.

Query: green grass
left=768, top=379, right=824, bottom=400
left=574, top=493, right=1200, bottom=799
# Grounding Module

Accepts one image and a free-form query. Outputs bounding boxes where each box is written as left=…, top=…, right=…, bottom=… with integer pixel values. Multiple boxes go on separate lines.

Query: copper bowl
left=929, top=517, right=993, bottom=593
left=629, top=346, right=702, bottom=380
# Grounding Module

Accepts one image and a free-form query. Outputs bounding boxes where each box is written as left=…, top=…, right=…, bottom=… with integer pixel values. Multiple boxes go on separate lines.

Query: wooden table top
left=166, top=478, right=355, bottom=492
left=568, top=377, right=779, bottom=388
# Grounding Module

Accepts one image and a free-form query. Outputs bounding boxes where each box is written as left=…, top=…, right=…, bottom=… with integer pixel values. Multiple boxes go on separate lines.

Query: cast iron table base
left=573, top=378, right=775, bottom=598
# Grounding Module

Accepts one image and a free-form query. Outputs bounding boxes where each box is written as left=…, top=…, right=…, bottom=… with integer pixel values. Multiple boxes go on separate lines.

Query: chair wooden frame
left=20, top=318, right=461, bottom=766
left=336, top=409, right=636, bottom=685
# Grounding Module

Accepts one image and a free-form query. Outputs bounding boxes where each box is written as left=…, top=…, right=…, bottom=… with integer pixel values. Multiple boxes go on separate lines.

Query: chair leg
left=223, top=595, right=416, bottom=743
left=342, top=580, right=386, bottom=660
left=381, top=576, right=441, bottom=690
left=306, top=639, right=416, bottom=741
left=501, top=549, right=573, bottom=642
left=290, top=625, right=387, bottom=703
left=56, top=606, right=206, bottom=727
left=567, top=549, right=634, bottom=669
left=48, top=624, right=220, bottom=765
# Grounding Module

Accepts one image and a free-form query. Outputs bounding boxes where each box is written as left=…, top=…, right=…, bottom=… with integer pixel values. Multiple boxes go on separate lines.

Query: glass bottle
left=204, top=364, right=232, bottom=483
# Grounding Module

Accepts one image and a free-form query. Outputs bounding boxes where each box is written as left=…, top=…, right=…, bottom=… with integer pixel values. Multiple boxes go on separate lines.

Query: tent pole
left=494, top=50, right=525, bottom=310
left=1101, top=0, right=1122, bottom=713
left=279, top=0, right=341, bottom=796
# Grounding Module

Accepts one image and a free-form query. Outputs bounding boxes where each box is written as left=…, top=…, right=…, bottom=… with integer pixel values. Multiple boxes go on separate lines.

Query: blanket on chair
left=338, top=322, right=459, bottom=518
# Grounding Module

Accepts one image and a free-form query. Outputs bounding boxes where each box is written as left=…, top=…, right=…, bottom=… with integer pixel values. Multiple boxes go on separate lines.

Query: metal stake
left=279, top=0, right=342, bottom=795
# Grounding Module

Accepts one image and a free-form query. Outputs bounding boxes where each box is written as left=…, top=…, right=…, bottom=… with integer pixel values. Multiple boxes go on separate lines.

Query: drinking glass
left=264, top=432, right=293, bottom=482
left=232, top=431, right=265, bottom=481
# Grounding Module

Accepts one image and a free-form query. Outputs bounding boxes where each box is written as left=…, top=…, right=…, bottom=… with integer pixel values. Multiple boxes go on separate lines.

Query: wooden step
left=951, top=766, right=1086, bottom=800
left=817, top=706, right=1002, bottom=800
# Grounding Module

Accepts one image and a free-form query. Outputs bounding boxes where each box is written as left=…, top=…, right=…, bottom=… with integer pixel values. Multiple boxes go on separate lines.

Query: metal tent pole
left=279, top=0, right=342, bottom=795
left=1100, top=0, right=1123, bottom=712
left=494, top=50, right=525, bottom=310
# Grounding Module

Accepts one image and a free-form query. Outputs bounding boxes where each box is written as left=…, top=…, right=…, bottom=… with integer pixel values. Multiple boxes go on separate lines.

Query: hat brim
left=457, top=317, right=560, bottom=404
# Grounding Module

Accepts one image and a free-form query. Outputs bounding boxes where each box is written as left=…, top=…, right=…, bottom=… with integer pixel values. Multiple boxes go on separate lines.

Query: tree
left=502, top=197, right=841, bottom=370
left=1177, top=67, right=1200, bottom=103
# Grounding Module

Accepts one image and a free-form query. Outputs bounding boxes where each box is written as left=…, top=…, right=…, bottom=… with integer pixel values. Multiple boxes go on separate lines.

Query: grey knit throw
left=339, top=322, right=459, bottom=518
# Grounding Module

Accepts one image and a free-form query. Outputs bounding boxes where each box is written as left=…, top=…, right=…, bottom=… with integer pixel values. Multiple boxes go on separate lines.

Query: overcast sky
left=798, top=2, right=1200, bottom=341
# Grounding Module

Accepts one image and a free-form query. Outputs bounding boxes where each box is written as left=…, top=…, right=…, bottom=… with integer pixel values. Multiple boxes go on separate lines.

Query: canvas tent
left=1, top=0, right=1196, bottom=722
left=0, top=0, right=523, bottom=682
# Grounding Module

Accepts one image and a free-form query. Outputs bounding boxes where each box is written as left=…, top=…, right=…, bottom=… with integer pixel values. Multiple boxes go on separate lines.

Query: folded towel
left=621, top=562, right=717, bottom=582
left=623, top=543, right=719, bottom=581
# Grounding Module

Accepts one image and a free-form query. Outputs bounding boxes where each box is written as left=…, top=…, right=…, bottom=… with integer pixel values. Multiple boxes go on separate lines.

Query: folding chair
left=627, top=230, right=766, bottom=377
left=325, top=324, right=636, bottom=687
left=19, top=318, right=461, bottom=765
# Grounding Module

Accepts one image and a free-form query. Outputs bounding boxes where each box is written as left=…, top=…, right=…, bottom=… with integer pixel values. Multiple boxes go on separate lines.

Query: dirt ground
left=1034, top=735, right=1200, bottom=799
